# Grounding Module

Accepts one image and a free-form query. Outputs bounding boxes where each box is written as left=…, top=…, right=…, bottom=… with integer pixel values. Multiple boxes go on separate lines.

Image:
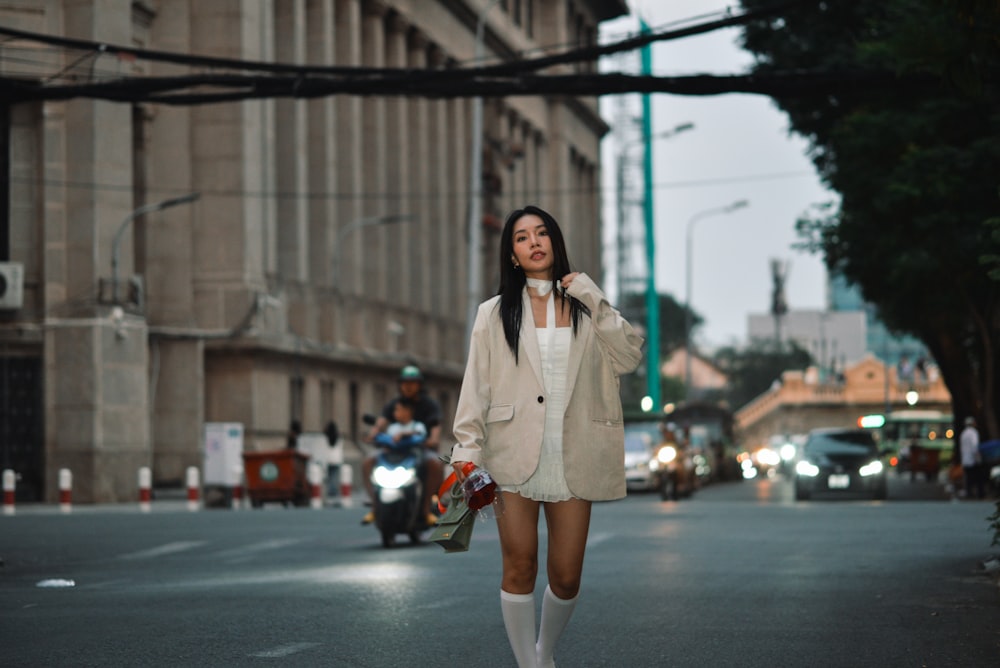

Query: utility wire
left=5, top=0, right=923, bottom=107
left=9, top=169, right=820, bottom=206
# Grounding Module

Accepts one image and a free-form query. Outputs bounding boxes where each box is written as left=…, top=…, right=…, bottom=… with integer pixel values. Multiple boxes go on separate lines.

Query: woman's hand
left=452, top=461, right=470, bottom=482
left=560, top=272, right=580, bottom=294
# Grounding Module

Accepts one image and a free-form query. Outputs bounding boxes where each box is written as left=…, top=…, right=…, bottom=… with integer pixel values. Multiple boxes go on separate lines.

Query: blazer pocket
left=486, top=404, right=514, bottom=423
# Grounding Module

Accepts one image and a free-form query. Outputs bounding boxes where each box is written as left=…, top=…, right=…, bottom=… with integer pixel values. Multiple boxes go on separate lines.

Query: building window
left=290, top=375, right=304, bottom=424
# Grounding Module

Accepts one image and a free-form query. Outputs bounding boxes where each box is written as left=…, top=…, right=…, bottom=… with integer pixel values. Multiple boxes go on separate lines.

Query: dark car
left=794, top=428, right=888, bottom=501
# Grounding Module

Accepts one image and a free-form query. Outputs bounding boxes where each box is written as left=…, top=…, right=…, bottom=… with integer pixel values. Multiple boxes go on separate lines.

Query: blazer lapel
left=563, top=306, right=591, bottom=401
left=519, top=288, right=545, bottom=390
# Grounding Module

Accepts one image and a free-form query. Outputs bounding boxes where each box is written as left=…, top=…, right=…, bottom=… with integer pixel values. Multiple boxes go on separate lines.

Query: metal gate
left=0, top=355, right=43, bottom=501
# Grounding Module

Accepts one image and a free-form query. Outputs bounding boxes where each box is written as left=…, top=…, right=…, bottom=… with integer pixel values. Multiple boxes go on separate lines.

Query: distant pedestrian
left=960, top=416, right=985, bottom=499
left=286, top=419, right=302, bottom=449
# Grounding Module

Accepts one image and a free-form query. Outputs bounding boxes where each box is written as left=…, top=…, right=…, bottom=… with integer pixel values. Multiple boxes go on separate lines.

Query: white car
left=624, top=424, right=660, bottom=492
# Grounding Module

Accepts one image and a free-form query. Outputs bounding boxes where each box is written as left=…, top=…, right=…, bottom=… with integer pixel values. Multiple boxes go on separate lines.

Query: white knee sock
left=500, top=589, right=537, bottom=668
left=535, top=585, right=578, bottom=668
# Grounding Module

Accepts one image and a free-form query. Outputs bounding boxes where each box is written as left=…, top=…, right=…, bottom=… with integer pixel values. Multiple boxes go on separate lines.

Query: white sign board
left=203, top=422, right=244, bottom=486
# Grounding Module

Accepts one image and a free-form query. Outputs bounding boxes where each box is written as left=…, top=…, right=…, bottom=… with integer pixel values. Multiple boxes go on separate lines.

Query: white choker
left=526, top=277, right=554, bottom=296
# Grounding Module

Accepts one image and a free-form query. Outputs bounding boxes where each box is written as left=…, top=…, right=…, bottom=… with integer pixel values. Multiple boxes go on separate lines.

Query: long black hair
left=496, top=205, right=588, bottom=361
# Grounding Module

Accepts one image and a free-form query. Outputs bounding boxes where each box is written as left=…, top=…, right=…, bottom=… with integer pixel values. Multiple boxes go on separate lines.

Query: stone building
left=0, top=0, right=628, bottom=502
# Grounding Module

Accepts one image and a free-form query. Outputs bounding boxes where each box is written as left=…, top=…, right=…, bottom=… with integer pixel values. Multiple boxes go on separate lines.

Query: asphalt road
left=1, top=473, right=997, bottom=667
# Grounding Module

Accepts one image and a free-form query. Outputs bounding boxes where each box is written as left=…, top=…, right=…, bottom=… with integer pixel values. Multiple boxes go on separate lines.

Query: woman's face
left=511, top=214, right=554, bottom=279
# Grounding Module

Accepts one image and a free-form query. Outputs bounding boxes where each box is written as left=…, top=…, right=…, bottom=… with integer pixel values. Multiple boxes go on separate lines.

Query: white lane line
left=117, top=541, right=206, bottom=560
left=250, top=642, right=321, bottom=658
left=587, top=531, right=613, bottom=548
left=211, top=537, right=305, bottom=561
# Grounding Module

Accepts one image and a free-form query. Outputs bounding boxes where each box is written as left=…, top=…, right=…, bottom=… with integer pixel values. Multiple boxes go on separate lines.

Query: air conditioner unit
left=0, top=262, right=24, bottom=310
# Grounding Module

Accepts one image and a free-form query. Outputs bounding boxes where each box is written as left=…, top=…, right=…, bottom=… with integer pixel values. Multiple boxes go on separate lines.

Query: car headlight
left=373, top=465, right=416, bottom=489
left=657, top=446, right=677, bottom=465
left=859, top=460, right=884, bottom=477
left=795, top=460, right=820, bottom=477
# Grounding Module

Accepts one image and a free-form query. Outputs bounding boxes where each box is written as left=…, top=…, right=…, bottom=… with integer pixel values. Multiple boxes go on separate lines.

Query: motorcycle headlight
left=859, top=460, right=884, bottom=477
left=657, top=446, right=677, bottom=465
left=795, top=460, right=820, bottom=477
left=373, top=465, right=416, bottom=489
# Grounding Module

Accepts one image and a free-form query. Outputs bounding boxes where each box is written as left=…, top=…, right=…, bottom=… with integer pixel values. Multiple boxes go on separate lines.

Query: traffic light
left=857, top=414, right=886, bottom=429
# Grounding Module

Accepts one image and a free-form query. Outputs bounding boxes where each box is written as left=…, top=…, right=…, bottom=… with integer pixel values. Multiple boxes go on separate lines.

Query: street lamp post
left=616, top=122, right=694, bottom=413
left=684, top=199, right=749, bottom=398
left=615, top=123, right=694, bottom=295
left=111, top=192, right=200, bottom=304
left=465, top=0, right=501, bottom=355
left=332, top=214, right=418, bottom=288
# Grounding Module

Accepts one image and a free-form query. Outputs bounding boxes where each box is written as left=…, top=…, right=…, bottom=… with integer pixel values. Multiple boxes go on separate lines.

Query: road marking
left=587, top=531, right=613, bottom=547
left=211, top=538, right=305, bottom=561
left=117, top=541, right=206, bottom=560
left=250, top=642, right=321, bottom=658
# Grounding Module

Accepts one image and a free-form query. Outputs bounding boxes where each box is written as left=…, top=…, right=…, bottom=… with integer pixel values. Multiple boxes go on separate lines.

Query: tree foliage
left=739, top=0, right=1000, bottom=437
left=618, top=291, right=699, bottom=358
left=618, top=292, right=702, bottom=411
left=714, top=340, right=814, bottom=410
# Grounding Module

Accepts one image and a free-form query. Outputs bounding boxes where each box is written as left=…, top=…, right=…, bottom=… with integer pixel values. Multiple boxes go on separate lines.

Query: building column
left=144, top=0, right=204, bottom=489
left=306, top=0, right=338, bottom=343
left=44, top=3, right=150, bottom=503
left=334, top=0, right=363, bottom=345
left=360, top=4, right=388, bottom=301
left=407, top=32, right=430, bottom=314
left=274, top=0, right=309, bottom=285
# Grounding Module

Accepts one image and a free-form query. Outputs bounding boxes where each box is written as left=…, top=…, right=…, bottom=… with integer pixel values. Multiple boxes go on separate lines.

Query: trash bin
left=242, top=449, right=311, bottom=508
left=908, top=445, right=940, bottom=482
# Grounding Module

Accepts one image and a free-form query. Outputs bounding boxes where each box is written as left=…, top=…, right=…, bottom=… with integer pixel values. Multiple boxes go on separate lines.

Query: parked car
left=624, top=422, right=660, bottom=492
left=794, top=428, right=888, bottom=501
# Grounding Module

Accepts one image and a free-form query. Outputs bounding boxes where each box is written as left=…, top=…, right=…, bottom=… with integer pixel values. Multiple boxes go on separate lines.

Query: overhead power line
left=0, top=1, right=936, bottom=105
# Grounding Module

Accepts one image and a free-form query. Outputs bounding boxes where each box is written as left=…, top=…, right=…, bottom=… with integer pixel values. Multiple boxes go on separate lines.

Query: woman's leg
left=496, top=492, right=542, bottom=668
left=542, top=497, right=591, bottom=598
left=496, top=491, right=542, bottom=593
left=536, top=498, right=591, bottom=667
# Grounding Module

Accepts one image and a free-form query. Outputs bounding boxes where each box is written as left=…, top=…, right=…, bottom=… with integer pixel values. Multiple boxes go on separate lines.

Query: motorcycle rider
left=362, top=365, right=443, bottom=526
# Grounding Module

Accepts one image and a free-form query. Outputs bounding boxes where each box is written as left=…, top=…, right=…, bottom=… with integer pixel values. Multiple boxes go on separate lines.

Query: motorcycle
left=363, top=414, right=426, bottom=548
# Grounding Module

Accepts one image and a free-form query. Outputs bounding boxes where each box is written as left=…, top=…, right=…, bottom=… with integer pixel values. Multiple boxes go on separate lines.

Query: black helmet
left=399, top=365, right=424, bottom=382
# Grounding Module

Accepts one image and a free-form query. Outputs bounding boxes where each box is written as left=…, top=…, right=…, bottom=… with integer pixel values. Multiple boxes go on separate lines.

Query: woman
left=451, top=205, right=643, bottom=667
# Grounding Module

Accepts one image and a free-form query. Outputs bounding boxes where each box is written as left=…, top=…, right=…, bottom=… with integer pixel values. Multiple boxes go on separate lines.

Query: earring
left=512, top=257, right=519, bottom=268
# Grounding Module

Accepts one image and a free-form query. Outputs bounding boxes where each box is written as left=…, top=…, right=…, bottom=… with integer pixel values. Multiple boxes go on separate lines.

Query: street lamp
left=111, top=192, right=200, bottom=304
left=616, top=121, right=694, bottom=412
left=684, top=199, right=749, bottom=397
left=332, top=214, right=418, bottom=288
left=465, top=0, right=501, bottom=355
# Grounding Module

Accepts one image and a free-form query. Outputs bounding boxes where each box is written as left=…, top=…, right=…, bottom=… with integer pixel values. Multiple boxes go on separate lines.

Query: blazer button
left=537, top=396, right=544, bottom=404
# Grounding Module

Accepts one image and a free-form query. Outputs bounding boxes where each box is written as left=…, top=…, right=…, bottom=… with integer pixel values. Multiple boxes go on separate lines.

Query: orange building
left=734, top=355, right=951, bottom=452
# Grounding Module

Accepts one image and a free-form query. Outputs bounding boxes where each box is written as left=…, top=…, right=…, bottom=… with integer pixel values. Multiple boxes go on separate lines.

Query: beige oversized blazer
left=451, top=273, right=644, bottom=501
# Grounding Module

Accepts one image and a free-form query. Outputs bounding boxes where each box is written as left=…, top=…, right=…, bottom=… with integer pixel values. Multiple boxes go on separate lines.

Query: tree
left=618, top=291, right=700, bottom=359
left=714, top=340, right=814, bottom=411
left=739, top=0, right=1000, bottom=437
left=617, top=291, right=703, bottom=411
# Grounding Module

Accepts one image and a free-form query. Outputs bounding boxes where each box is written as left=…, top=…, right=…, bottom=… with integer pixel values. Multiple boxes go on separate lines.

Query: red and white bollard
left=185, top=466, right=200, bottom=511
left=231, top=465, right=244, bottom=511
left=338, top=463, right=353, bottom=508
left=138, top=466, right=152, bottom=512
left=2, top=469, right=15, bottom=516
left=59, top=468, right=72, bottom=513
left=309, top=462, right=324, bottom=509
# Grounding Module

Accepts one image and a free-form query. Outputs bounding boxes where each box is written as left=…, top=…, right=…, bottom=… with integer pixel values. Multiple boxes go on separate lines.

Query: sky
left=599, top=2, right=836, bottom=350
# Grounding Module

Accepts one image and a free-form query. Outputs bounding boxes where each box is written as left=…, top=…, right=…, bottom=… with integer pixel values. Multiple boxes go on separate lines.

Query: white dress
left=502, top=288, right=574, bottom=502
